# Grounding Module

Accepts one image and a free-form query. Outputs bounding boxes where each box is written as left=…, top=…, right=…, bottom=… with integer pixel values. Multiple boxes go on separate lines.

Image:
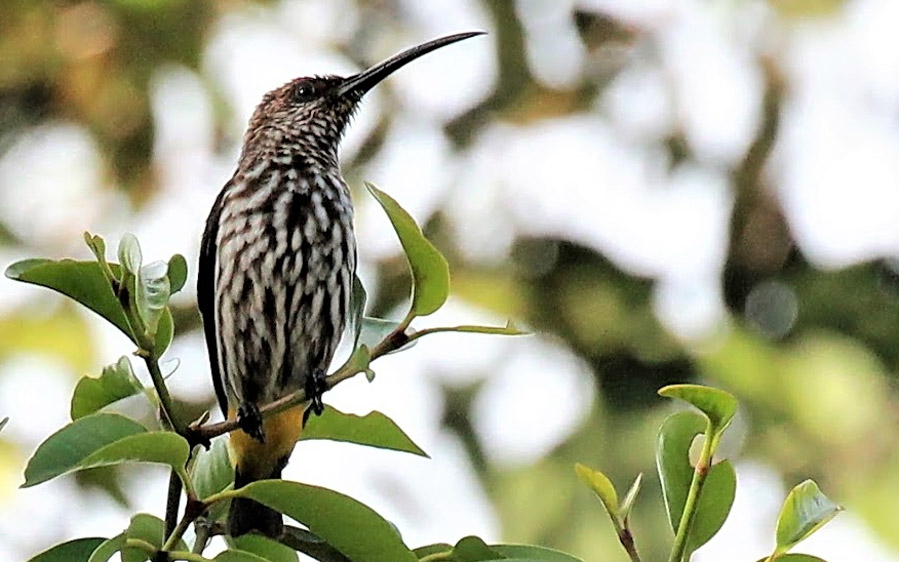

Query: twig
left=192, top=328, right=410, bottom=442
left=667, top=433, right=715, bottom=562
left=164, top=472, right=183, bottom=539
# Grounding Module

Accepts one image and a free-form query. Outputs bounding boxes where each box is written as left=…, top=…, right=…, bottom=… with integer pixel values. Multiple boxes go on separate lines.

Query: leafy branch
left=575, top=384, right=842, bottom=562
left=10, top=183, right=529, bottom=562
left=8, top=184, right=841, bottom=562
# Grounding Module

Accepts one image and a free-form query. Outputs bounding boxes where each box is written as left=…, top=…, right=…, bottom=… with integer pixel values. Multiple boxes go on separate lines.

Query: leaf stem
left=667, top=429, right=715, bottom=562
left=123, top=538, right=158, bottom=555
left=192, top=519, right=212, bottom=554
left=619, top=526, right=642, bottom=562
left=165, top=551, right=211, bottom=562
left=165, top=471, right=183, bottom=540
left=162, top=507, right=196, bottom=552
left=418, top=551, right=454, bottom=562
left=605, top=509, right=642, bottom=562
left=203, top=488, right=239, bottom=507
left=142, top=349, right=186, bottom=436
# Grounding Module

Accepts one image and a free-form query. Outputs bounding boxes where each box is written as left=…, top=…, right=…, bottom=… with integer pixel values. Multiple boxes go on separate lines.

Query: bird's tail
left=228, top=464, right=284, bottom=538
left=226, top=404, right=305, bottom=538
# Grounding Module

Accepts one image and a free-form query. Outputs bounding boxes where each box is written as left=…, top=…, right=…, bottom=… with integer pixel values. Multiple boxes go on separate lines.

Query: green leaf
left=194, top=438, right=233, bottom=499
left=167, top=254, right=188, bottom=293
left=138, top=262, right=170, bottom=334
left=349, top=274, right=367, bottom=349
left=214, top=551, right=271, bottom=562
left=23, top=413, right=147, bottom=487
left=79, top=431, right=190, bottom=475
left=117, top=233, right=142, bottom=275
left=756, top=555, right=828, bottom=562
left=686, top=459, right=736, bottom=552
left=656, top=411, right=705, bottom=534
left=658, top=384, right=737, bottom=447
left=282, top=526, right=353, bottom=562
left=84, top=232, right=107, bottom=264
left=71, top=356, right=144, bottom=420
left=0, top=417, right=7, bottom=433
left=655, top=412, right=735, bottom=551
left=5, top=259, right=131, bottom=339
left=574, top=463, right=619, bottom=520
left=413, top=543, right=452, bottom=559
left=365, top=183, right=450, bottom=317
left=136, top=261, right=170, bottom=335
left=435, top=320, right=528, bottom=336
left=340, top=344, right=374, bottom=382
left=154, top=306, right=174, bottom=355
left=619, top=473, right=643, bottom=522
left=231, top=534, right=298, bottom=562
left=83, top=232, right=116, bottom=282
left=121, top=513, right=184, bottom=562
left=775, top=480, right=842, bottom=555
left=25, top=537, right=106, bottom=562
left=492, top=544, right=584, bottom=561
left=301, top=406, right=428, bottom=457
left=451, top=536, right=502, bottom=561
left=87, top=534, right=125, bottom=562
left=234, top=480, right=417, bottom=562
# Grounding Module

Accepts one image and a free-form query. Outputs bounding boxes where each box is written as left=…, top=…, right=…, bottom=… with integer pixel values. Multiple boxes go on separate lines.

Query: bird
left=197, top=31, right=483, bottom=538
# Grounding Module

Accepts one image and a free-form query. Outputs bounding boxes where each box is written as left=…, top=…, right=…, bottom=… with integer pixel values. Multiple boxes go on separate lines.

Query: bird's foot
left=303, top=368, right=327, bottom=427
left=237, top=401, right=266, bottom=443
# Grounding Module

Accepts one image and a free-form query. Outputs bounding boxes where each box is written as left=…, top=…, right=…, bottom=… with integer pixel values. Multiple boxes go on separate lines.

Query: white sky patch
left=602, top=58, right=675, bottom=143
left=357, top=115, right=456, bottom=260
left=516, top=0, right=586, bottom=89
left=446, top=130, right=519, bottom=264
left=203, top=9, right=380, bottom=162
left=772, top=0, right=899, bottom=267
left=577, top=0, right=681, bottom=28
left=658, top=1, right=763, bottom=166
left=0, top=123, right=111, bottom=254
left=472, top=335, right=596, bottom=467
left=0, top=358, right=73, bottom=446
left=461, top=118, right=731, bottom=287
left=276, top=0, right=360, bottom=45
left=698, top=462, right=899, bottom=562
left=393, top=0, right=496, bottom=120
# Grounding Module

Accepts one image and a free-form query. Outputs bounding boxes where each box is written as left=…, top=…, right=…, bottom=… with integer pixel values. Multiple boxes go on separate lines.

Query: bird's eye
left=293, top=82, right=316, bottom=101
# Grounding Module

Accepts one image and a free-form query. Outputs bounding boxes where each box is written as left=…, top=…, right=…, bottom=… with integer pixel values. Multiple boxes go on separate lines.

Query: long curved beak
left=337, top=31, right=485, bottom=98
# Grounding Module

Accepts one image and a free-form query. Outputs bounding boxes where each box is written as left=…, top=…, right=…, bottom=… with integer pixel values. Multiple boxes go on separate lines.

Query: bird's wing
left=198, top=186, right=230, bottom=417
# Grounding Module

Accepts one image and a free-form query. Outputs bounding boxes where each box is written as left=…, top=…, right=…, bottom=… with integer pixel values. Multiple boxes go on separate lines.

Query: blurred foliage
left=0, top=0, right=215, bottom=192
left=1, top=0, right=897, bottom=560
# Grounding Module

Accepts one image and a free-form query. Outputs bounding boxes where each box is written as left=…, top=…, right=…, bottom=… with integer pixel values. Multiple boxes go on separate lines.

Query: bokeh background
left=2, top=0, right=899, bottom=560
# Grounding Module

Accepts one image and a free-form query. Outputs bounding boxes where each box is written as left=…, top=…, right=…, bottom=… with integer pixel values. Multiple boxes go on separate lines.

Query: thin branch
left=162, top=509, right=196, bottom=552
left=667, top=432, right=715, bottom=562
left=418, top=552, right=454, bottom=562
left=191, top=519, right=212, bottom=554
left=163, top=551, right=210, bottom=562
left=140, top=348, right=187, bottom=436
left=619, top=526, right=642, bottom=562
left=192, top=328, right=410, bottom=443
left=123, top=538, right=158, bottom=555
left=164, top=472, right=183, bottom=539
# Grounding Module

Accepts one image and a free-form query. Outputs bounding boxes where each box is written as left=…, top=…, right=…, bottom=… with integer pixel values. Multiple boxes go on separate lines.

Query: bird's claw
left=303, top=368, right=327, bottom=427
left=237, top=401, right=265, bottom=443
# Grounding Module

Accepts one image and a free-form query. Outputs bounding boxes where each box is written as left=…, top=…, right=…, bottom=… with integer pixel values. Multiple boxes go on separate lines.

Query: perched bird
left=197, top=32, right=483, bottom=538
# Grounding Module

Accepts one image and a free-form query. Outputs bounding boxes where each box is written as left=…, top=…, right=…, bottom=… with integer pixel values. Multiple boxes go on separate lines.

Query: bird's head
left=240, top=31, right=484, bottom=167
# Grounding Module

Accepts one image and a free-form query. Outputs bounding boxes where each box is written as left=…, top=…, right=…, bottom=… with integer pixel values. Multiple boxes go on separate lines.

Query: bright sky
left=2, top=0, right=899, bottom=560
